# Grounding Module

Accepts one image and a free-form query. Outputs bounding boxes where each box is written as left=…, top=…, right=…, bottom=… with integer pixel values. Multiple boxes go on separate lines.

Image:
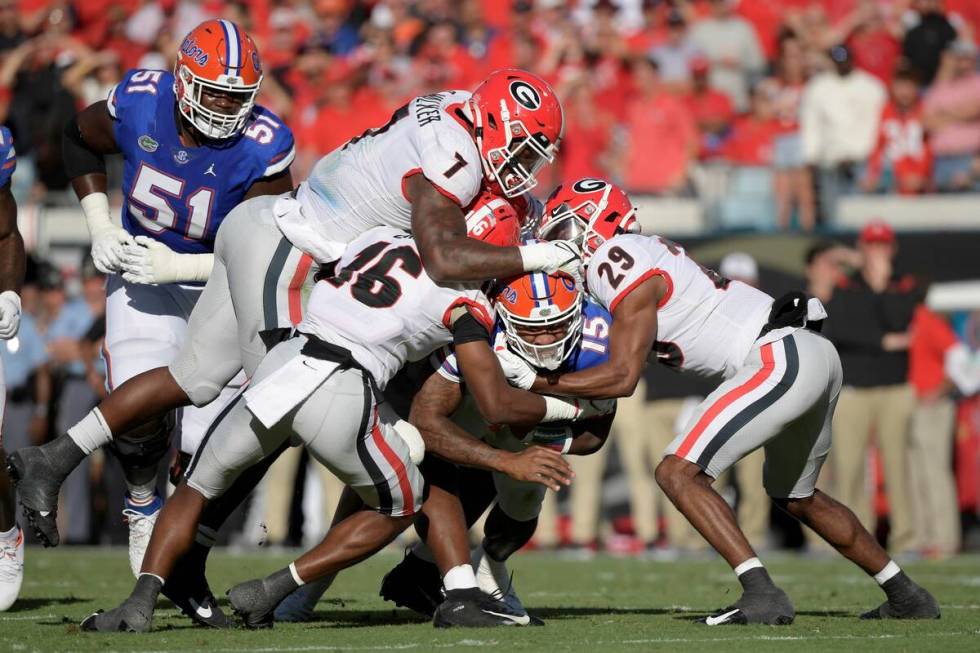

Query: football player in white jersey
left=495, top=178, right=940, bottom=625
left=80, top=216, right=603, bottom=632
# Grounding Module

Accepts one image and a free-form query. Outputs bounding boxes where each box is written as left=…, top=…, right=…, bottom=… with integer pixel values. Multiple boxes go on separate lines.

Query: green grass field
left=2, top=547, right=979, bottom=652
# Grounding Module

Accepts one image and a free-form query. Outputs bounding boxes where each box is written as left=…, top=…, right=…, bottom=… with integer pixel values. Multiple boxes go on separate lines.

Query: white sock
left=68, top=408, right=114, bottom=455
left=127, top=482, right=157, bottom=504
left=0, top=525, right=18, bottom=542
left=288, top=562, right=306, bottom=587
left=443, top=564, right=477, bottom=591
left=733, top=557, right=764, bottom=577
left=873, top=560, right=901, bottom=585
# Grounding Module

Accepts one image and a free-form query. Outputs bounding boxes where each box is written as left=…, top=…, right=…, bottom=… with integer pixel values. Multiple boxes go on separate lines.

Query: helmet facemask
left=497, top=292, right=583, bottom=371
left=175, top=64, right=260, bottom=140
left=539, top=185, right=639, bottom=262
left=475, top=99, right=559, bottom=198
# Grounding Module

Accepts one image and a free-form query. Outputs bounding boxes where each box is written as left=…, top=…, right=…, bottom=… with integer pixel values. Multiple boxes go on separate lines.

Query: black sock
left=263, top=567, right=301, bottom=604
left=881, top=571, right=916, bottom=603
left=43, top=435, right=87, bottom=479
left=738, top=567, right=777, bottom=593
left=131, top=574, right=164, bottom=609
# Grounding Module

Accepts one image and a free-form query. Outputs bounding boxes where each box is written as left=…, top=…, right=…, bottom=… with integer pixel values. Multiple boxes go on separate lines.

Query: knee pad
left=483, top=503, right=537, bottom=562
left=110, top=411, right=176, bottom=472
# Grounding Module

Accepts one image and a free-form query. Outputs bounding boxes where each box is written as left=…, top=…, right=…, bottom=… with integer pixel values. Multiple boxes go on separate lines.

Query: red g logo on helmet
left=468, top=69, right=564, bottom=198
left=538, top=178, right=640, bottom=263
left=174, top=19, right=263, bottom=140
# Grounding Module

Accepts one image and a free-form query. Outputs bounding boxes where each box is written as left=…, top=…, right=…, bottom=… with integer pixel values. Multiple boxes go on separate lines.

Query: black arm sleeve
left=452, top=312, right=490, bottom=346
left=63, top=114, right=107, bottom=179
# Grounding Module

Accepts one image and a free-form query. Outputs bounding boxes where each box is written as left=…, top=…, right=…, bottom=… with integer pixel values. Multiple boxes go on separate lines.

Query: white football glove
left=82, top=192, right=135, bottom=274
left=120, top=236, right=214, bottom=285
left=493, top=345, right=537, bottom=390
left=0, top=290, right=21, bottom=339
left=519, top=240, right=584, bottom=288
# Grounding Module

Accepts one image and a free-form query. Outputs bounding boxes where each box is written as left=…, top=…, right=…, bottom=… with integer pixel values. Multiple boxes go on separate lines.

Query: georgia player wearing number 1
left=496, top=178, right=940, bottom=624
left=8, top=20, right=294, bottom=573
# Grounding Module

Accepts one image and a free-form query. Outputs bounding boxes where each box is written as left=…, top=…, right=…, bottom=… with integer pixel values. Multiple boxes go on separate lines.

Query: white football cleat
left=472, top=546, right=538, bottom=625
left=123, top=492, right=163, bottom=577
left=0, top=527, right=24, bottom=611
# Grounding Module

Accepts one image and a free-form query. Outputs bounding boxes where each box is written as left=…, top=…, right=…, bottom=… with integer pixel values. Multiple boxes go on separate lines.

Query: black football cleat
left=379, top=550, right=444, bottom=618
left=7, top=448, right=65, bottom=547
left=861, top=577, right=940, bottom=620
left=80, top=599, right=153, bottom=633
left=162, top=570, right=231, bottom=629
left=432, top=588, right=531, bottom=628
left=701, top=586, right=795, bottom=626
left=227, top=579, right=279, bottom=629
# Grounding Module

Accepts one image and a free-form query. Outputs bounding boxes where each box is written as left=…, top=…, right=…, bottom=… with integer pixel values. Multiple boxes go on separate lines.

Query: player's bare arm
left=534, top=276, right=663, bottom=399
left=64, top=100, right=119, bottom=198
left=0, top=181, right=24, bottom=295
left=565, top=413, right=614, bottom=455
left=407, top=174, right=525, bottom=283
left=409, top=369, right=573, bottom=491
left=244, top=168, right=293, bottom=199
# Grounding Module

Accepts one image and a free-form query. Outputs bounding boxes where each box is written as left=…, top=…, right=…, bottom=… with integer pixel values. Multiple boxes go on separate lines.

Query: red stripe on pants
left=674, top=343, right=777, bottom=458
left=371, top=417, right=416, bottom=515
left=287, top=253, right=314, bottom=325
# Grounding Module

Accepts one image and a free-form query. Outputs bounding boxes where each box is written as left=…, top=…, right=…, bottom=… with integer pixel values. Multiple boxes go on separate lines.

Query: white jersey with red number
left=298, top=227, right=492, bottom=388
left=587, top=234, right=773, bottom=380
left=287, top=91, right=483, bottom=258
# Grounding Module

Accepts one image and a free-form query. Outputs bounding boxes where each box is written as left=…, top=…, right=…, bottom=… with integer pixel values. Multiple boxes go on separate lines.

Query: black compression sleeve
left=63, top=114, right=106, bottom=179
left=452, top=312, right=490, bottom=346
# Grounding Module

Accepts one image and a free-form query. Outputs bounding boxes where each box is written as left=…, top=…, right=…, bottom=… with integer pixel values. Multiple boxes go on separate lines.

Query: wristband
left=80, top=192, right=114, bottom=236
left=542, top=396, right=581, bottom=422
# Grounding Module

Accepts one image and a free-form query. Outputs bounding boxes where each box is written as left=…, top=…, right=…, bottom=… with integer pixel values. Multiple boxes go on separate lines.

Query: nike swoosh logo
left=483, top=609, right=530, bottom=625
left=705, top=608, right=740, bottom=625
left=189, top=598, right=213, bottom=619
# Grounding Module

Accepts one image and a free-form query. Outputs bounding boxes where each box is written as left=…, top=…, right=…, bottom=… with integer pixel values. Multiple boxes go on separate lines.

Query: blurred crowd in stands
left=3, top=0, right=980, bottom=226
left=2, top=0, right=980, bottom=558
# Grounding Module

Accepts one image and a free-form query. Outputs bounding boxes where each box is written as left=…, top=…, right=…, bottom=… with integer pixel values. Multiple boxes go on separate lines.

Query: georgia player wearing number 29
left=9, top=19, right=294, bottom=571
left=496, top=178, right=940, bottom=624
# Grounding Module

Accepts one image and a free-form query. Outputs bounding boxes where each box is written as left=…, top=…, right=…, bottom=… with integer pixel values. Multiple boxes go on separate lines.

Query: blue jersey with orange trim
left=108, top=69, right=295, bottom=254
left=0, top=126, right=16, bottom=187
left=432, top=298, right=613, bottom=383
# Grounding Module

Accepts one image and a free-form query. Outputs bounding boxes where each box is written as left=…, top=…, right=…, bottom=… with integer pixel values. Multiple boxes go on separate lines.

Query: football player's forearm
left=414, top=415, right=511, bottom=473
left=565, top=415, right=614, bottom=455
left=0, top=187, right=24, bottom=292
left=421, top=234, right=525, bottom=283
left=534, top=362, right=639, bottom=400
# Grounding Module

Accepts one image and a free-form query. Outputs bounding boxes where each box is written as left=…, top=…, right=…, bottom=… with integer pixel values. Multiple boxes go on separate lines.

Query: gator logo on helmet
left=572, top=178, right=607, bottom=193
left=509, top=80, right=541, bottom=110
left=180, top=37, right=209, bottom=67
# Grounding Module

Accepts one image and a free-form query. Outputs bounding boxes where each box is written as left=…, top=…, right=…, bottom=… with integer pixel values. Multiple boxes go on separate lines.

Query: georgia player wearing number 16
left=8, top=19, right=295, bottom=580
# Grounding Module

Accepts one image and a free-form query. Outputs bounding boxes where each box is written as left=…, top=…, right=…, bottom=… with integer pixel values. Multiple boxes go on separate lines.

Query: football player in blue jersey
left=0, top=125, right=25, bottom=611
left=8, top=18, right=293, bottom=622
left=274, top=268, right=615, bottom=626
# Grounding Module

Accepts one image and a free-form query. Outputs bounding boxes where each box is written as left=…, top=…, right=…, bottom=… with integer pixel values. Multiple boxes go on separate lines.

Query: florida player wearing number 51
left=31, top=19, right=295, bottom=578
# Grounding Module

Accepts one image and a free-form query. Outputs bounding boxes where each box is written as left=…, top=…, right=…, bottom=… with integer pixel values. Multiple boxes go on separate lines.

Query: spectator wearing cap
left=682, top=56, right=735, bottom=162
left=903, top=0, right=959, bottom=86
left=618, top=56, right=697, bottom=195
left=862, top=66, right=932, bottom=195
left=650, top=10, right=701, bottom=89
left=767, top=35, right=815, bottom=232
left=823, top=220, right=921, bottom=555
left=922, top=40, right=980, bottom=192
left=907, top=304, right=980, bottom=558
left=688, top=0, right=765, bottom=112
left=800, top=44, right=885, bottom=223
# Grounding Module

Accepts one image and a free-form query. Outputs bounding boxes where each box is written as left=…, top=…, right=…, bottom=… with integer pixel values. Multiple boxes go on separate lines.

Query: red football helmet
left=537, top=178, right=639, bottom=262
left=464, top=189, right=522, bottom=247
left=175, top=19, right=263, bottom=139
left=492, top=267, right=583, bottom=371
left=468, top=69, right=564, bottom=198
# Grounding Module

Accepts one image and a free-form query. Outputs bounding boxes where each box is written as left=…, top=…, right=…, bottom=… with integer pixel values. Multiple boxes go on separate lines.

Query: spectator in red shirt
left=413, top=20, right=483, bottom=93
left=683, top=56, right=735, bottom=161
left=722, top=84, right=782, bottom=166
left=618, top=56, right=697, bottom=195
left=626, top=0, right=668, bottom=55
left=908, top=305, right=980, bottom=557
left=862, top=66, right=932, bottom=195
left=556, top=75, right=616, bottom=182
